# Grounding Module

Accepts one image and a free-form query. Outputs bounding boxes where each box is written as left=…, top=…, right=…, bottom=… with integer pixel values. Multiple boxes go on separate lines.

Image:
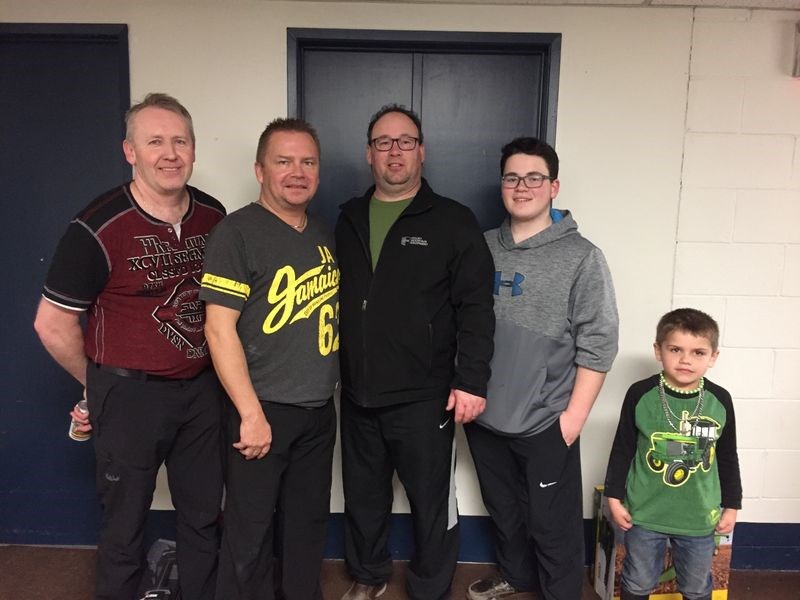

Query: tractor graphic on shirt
left=646, top=415, right=720, bottom=487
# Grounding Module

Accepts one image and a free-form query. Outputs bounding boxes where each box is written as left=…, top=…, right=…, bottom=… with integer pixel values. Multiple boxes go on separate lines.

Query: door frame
left=286, top=28, right=561, bottom=144
left=0, top=22, right=130, bottom=129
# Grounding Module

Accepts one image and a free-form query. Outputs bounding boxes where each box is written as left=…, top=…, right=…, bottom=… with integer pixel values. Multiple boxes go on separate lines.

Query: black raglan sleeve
left=604, top=377, right=654, bottom=500
left=707, top=380, right=743, bottom=510
left=42, top=220, right=109, bottom=310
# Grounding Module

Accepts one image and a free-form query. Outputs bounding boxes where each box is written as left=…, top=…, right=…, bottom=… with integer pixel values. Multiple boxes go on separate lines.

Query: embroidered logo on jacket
left=400, top=236, right=428, bottom=247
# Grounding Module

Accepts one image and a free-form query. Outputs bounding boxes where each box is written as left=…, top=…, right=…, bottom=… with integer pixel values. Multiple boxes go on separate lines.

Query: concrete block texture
left=674, top=242, right=783, bottom=295
left=734, top=190, right=800, bottom=243
left=738, top=449, right=766, bottom=497
left=687, top=78, right=743, bottom=133
left=691, top=16, right=795, bottom=77
left=793, top=137, right=800, bottom=190
left=774, top=350, right=800, bottom=397
left=682, top=133, right=794, bottom=189
left=671, top=296, right=728, bottom=332
left=725, top=296, right=800, bottom=347
left=677, top=188, right=735, bottom=242
left=739, top=498, right=800, bottom=523
left=763, top=451, right=800, bottom=496
left=743, top=79, right=800, bottom=134
left=783, top=245, right=800, bottom=296
left=735, top=400, right=800, bottom=451
left=710, top=346, right=774, bottom=397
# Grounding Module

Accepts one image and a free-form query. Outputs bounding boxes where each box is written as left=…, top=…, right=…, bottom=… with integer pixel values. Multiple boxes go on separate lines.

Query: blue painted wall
left=0, top=23, right=129, bottom=548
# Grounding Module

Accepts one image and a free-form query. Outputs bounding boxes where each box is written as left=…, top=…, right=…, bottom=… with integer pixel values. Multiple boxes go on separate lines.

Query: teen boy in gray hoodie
left=465, top=137, right=619, bottom=600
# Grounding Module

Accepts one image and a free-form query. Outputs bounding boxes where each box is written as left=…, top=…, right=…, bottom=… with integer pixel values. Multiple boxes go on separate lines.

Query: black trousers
left=341, top=398, right=459, bottom=600
left=215, top=399, right=336, bottom=600
left=86, top=364, right=224, bottom=600
left=464, top=419, right=584, bottom=600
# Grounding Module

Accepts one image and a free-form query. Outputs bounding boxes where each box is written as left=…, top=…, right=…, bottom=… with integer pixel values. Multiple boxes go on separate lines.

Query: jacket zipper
left=343, top=200, right=432, bottom=406
left=343, top=212, right=372, bottom=406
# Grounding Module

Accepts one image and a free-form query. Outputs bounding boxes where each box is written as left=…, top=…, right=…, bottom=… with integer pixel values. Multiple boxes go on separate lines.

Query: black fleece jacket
left=335, top=178, right=495, bottom=408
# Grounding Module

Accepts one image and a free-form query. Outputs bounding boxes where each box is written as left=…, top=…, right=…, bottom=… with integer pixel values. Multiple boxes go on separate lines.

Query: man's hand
left=206, top=303, right=270, bottom=459
left=69, top=391, right=92, bottom=433
left=607, top=497, right=633, bottom=531
left=233, top=412, right=272, bottom=460
left=446, top=389, right=486, bottom=424
left=716, top=508, right=738, bottom=534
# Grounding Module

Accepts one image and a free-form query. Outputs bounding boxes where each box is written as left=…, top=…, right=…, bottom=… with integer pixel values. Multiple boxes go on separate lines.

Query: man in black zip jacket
left=335, top=104, right=495, bottom=600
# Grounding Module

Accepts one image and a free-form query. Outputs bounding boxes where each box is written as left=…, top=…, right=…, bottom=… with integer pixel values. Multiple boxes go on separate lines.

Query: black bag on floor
left=138, top=538, right=180, bottom=600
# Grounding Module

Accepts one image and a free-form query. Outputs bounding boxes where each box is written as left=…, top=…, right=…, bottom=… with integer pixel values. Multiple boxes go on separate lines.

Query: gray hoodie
left=477, top=210, right=618, bottom=436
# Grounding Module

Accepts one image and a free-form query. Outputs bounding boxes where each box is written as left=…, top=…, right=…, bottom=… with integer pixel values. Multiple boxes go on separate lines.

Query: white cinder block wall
left=675, top=8, right=800, bottom=523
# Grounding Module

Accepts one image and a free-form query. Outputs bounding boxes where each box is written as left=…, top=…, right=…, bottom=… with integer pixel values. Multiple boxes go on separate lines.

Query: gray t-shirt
left=200, top=202, right=340, bottom=407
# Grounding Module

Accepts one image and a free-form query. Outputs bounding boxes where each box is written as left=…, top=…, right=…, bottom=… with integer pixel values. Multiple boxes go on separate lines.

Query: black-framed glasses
left=370, top=135, right=419, bottom=152
left=501, top=172, right=554, bottom=189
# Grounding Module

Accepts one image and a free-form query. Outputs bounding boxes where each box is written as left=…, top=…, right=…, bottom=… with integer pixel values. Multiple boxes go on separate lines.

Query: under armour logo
left=105, top=473, right=120, bottom=482
left=494, top=271, right=524, bottom=296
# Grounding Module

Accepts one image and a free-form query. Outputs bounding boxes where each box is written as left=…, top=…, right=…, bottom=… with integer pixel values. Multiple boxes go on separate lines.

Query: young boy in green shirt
left=604, top=308, right=742, bottom=600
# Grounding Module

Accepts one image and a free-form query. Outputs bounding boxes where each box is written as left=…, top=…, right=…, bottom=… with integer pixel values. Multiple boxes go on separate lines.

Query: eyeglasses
left=370, top=136, right=419, bottom=152
left=501, top=172, right=554, bottom=189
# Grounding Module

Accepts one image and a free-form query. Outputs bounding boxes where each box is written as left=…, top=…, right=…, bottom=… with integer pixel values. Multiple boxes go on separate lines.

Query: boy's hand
left=607, top=497, right=633, bottom=531
left=716, top=508, right=738, bottom=534
left=559, top=410, right=584, bottom=447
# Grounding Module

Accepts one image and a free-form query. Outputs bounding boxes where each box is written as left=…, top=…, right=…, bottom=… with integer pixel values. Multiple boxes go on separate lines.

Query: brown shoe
left=341, top=581, right=388, bottom=600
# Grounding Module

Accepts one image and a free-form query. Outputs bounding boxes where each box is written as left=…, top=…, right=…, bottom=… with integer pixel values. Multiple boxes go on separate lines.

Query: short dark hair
left=256, top=118, right=321, bottom=164
left=367, top=104, right=424, bottom=144
left=656, top=308, right=720, bottom=352
left=126, top=93, right=195, bottom=144
left=500, top=137, right=559, bottom=179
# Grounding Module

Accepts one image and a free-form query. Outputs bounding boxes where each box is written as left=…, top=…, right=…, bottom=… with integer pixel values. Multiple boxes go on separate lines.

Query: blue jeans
left=621, top=525, right=715, bottom=600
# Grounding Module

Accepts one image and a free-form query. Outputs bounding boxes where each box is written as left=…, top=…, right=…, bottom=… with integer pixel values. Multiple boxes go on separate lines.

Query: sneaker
left=341, top=581, right=388, bottom=600
left=466, top=575, right=518, bottom=600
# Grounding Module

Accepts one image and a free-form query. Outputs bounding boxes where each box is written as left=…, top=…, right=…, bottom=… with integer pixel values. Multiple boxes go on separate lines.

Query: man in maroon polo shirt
left=34, top=93, right=226, bottom=600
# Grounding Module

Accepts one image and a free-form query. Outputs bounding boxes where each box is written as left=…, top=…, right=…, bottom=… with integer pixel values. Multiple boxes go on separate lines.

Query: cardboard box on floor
left=592, top=486, right=733, bottom=600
